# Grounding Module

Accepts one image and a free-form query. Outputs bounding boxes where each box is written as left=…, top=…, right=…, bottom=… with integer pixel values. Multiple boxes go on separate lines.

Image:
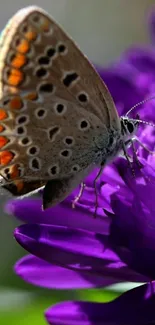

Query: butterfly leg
left=130, top=138, right=143, bottom=168
left=42, top=168, right=91, bottom=210
left=125, top=137, right=154, bottom=183
left=122, top=142, right=135, bottom=177
left=130, top=137, right=155, bottom=182
left=72, top=182, right=85, bottom=209
left=132, top=136, right=155, bottom=156
left=123, top=136, right=149, bottom=175
left=125, top=136, right=155, bottom=168
left=93, top=165, right=104, bottom=218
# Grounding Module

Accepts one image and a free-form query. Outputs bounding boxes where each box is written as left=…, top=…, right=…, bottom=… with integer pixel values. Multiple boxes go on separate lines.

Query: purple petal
left=45, top=282, right=155, bottom=325
left=15, top=255, right=121, bottom=289
left=6, top=167, right=117, bottom=234
left=6, top=198, right=110, bottom=234
left=14, top=224, right=120, bottom=266
left=101, top=163, right=133, bottom=202
left=138, top=126, right=155, bottom=158
left=125, top=47, right=155, bottom=80
left=115, top=158, right=155, bottom=214
left=14, top=224, right=148, bottom=284
left=108, top=160, right=155, bottom=278
left=96, top=66, right=144, bottom=116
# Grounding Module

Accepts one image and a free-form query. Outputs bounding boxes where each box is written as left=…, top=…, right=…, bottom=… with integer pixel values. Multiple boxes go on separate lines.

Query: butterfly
left=0, top=6, right=141, bottom=210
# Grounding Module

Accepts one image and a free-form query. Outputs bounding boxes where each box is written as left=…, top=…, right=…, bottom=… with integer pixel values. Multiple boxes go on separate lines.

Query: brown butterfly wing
left=0, top=6, right=120, bottom=128
left=0, top=6, right=121, bottom=196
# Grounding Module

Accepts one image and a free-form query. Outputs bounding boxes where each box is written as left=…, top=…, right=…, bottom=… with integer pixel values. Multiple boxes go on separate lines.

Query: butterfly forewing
left=0, top=6, right=121, bottom=197
left=0, top=6, right=120, bottom=124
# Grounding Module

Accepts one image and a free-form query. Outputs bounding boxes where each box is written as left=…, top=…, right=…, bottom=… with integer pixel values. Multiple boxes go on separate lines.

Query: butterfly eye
left=127, top=121, right=134, bottom=134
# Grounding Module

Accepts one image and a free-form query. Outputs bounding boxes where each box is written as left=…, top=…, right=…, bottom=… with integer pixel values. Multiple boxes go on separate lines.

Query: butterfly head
left=120, top=116, right=139, bottom=141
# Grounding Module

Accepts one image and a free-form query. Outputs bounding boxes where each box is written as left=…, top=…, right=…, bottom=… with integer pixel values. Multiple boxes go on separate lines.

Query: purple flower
left=45, top=283, right=155, bottom=325
left=6, top=10, right=155, bottom=325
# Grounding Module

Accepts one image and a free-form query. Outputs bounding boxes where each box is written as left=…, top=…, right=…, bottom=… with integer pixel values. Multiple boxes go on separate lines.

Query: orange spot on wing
left=8, top=69, right=24, bottom=86
left=16, top=39, right=30, bottom=53
left=11, top=53, right=27, bottom=69
left=15, top=180, right=24, bottom=192
left=10, top=164, right=20, bottom=179
left=0, top=125, right=4, bottom=133
left=0, top=109, right=7, bottom=120
left=0, top=151, right=14, bottom=165
left=25, top=30, right=37, bottom=41
left=9, top=97, right=23, bottom=110
left=42, top=20, right=50, bottom=32
left=0, top=136, right=8, bottom=148
left=24, top=92, right=38, bottom=101
left=9, top=165, right=24, bottom=192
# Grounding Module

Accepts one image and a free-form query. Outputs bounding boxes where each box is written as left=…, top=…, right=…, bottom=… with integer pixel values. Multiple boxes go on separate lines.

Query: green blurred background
left=0, top=0, right=153, bottom=323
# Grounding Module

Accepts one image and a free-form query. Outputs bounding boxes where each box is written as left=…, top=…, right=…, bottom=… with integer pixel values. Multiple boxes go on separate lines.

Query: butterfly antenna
left=126, top=95, right=155, bottom=116
left=130, top=118, right=155, bottom=128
